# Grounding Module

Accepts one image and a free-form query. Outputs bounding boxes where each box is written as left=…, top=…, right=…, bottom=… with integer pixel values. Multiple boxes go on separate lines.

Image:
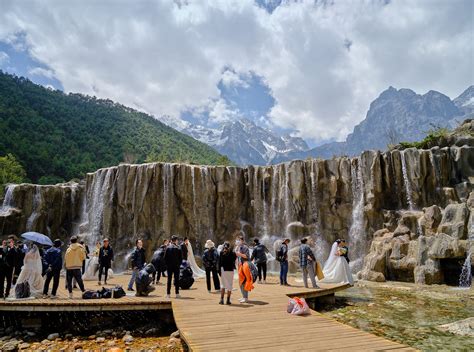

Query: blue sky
left=0, top=0, right=471, bottom=145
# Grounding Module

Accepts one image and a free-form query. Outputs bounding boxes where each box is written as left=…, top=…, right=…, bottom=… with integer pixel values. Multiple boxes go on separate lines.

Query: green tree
left=0, top=153, right=27, bottom=197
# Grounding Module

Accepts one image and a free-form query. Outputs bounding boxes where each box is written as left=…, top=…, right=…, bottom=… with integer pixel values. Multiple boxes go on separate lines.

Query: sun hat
left=205, top=240, right=215, bottom=249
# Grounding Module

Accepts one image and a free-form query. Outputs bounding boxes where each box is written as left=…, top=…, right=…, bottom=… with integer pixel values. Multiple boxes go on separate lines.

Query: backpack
left=99, top=287, right=112, bottom=299
left=179, top=264, right=194, bottom=289
left=15, top=282, right=30, bottom=299
left=276, top=246, right=285, bottom=262
left=247, top=261, right=258, bottom=283
left=112, top=285, right=126, bottom=298
left=82, top=290, right=101, bottom=299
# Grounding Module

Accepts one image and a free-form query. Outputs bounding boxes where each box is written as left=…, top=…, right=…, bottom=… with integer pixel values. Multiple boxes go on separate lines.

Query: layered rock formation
left=1, top=122, right=473, bottom=282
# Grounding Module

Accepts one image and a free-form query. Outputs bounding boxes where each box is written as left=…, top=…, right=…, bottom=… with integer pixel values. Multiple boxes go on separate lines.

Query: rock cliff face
left=1, top=136, right=473, bottom=282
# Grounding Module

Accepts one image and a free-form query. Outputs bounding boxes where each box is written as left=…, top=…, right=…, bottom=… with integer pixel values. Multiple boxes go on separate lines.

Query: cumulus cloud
left=0, top=0, right=471, bottom=142
left=0, top=51, right=9, bottom=64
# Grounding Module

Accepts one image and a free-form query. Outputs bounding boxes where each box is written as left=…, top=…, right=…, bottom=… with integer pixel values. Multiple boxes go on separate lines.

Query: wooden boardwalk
left=0, top=275, right=414, bottom=351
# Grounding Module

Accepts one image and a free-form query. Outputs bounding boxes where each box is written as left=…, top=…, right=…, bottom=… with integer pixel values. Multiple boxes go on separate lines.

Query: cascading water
left=401, top=150, right=415, bottom=210
left=348, top=159, right=366, bottom=273
left=458, top=251, right=472, bottom=288
left=26, top=186, right=42, bottom=231
left=0, top=184, right=15, bottom=214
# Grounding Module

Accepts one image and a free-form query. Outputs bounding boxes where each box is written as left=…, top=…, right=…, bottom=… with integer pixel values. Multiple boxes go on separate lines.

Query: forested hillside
left=0, top=71, right=230, bottom=184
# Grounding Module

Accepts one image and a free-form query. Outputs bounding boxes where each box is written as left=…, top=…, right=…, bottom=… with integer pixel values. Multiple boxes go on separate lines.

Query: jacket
left=99, top=246, right=114, bottom=266
left=164, top=243, right=182, bottom=269
left=151, top=245, right=166, bottom=270
left=218, top=250, right=236, bottom=272
left=43, top=247, right=62, bottom=271
left=65, top=243, right=86, bottom=269
left=238, top=261, right=254, bottom=292
left=277, top=243, right=288, bottom=262
left=131, top=247, right=146, bottom=269
left=299, top=244, right=315, bottom=267
left=180, top=242, right=188, bottom=260
left=0, top=246, right=13, bottom=271
left=202, top=248, right=219, bottom=269
left=251, top=244, right=268, bottom=264
left=135, top=264, right=155, bottom=294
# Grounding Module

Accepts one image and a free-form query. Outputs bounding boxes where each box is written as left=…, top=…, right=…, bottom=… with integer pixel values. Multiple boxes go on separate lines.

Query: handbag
left=315, top=261, right=324, bottom=280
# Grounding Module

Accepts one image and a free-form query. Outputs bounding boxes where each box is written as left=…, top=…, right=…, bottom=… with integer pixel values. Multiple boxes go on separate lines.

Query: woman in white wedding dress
left=185, top=241, right=206, bottom=278
left=319, top=241, right=354, bottom=285
left=13, top=244, right=44, bottom=298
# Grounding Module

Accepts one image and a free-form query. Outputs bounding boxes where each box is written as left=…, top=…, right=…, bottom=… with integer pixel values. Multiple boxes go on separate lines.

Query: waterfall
left=429, top=149, right=440, bottom=186
left=87, top=168, right=113, bottom=245
left=459, top=251, right=472, bottom=288
left=401, top=150, right=415, bottom=210
left=26, top=186, right=42, bottom=231
left=348, top=159, right=366, bottom=273
left=0, top=184, right=16, bottom=214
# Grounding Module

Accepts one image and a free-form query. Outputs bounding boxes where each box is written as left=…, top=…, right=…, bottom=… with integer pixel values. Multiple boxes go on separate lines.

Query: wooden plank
left=0, top=275, right=415, bottom=351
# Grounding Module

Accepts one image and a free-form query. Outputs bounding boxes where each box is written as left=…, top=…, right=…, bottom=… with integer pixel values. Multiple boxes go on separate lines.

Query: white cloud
left=28, top=66, right=55, bottom=79
left=0, top=51, right=9, bottom=64
left=0, top=0, right=471, bottom=142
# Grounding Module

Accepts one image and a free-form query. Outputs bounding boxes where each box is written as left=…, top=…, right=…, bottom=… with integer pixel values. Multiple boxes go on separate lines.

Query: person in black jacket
left=42, top=239, right=63, bottom=298
left=135, top=263, right=156, bottom=297
left=13, top=240, right=25, bottom=285
left=277, top=238, right=290, bottom=286
left=80, top=240, right=90, bottom=275
left=251, top=238, right=269, bottom=284
left=164, top=235, right=182, bottom=298
left=1, top=239, right=16, bottom=299
left=98, top=238, right=114, bottom=285
left=128, top=239, right=146, bottom=291
left=202, top=240, right=220, bottom=293
left=180, top=237, right=189, bottom=261
left=218, top=241, right=236, bottom=305
left=151, top=240, right=167, bottom=284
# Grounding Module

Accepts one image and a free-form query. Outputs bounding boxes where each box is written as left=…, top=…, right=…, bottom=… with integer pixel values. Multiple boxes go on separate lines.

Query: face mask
left=235, top=240, right=241, bottom=246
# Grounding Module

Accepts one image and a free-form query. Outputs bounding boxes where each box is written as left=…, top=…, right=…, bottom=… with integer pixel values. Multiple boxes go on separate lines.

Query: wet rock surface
left=322, top=280, right=474, bottom=351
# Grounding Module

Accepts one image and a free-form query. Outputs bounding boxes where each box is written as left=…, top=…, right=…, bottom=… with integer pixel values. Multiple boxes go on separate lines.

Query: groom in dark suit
left=337, top=239, right=350, bottom=263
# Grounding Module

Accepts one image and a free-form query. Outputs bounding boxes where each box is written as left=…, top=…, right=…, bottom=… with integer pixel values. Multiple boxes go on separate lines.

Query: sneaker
left=104, top=281, right=108, bottom=285
left=208, top=290, right=211, bottom=293
left=258, top=280, right=262, bottom=284
left=263, top=280, right=266, bottom=284
left=219, top=299, right=224, bottom=305
left=226, top=299, right=232, bottom=305
left=314, top=285, right=320, bottom=289
left=98, top=282, right=101, bottom=285
left=51, top=295, right=58, bottom=299
left=239, top=298, right=247, bottom=303
left=128, top=287, right=134, bottom=292
left=175, top=294, right=181, bottom=298
left=165, top=294, right=170, bottom=299
left=42, top=294, right=49, bottom=299
left=68, top=293, right=73, bottom=299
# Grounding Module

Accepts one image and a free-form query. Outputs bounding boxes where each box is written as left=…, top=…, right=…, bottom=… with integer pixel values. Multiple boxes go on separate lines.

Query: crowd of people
left=1, top=231, right=353, bottom=303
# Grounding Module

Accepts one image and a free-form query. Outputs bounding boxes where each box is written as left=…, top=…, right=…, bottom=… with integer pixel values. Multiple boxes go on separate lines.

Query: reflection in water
left=321, top=281, right=474, bottom=351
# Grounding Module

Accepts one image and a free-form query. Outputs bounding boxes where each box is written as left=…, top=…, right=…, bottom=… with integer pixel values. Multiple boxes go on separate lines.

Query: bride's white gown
left=13, top=245, right=44, bottom=298
left=319, top=242, right=354, bottom=285
left=186, top=242, right=205, bottom=278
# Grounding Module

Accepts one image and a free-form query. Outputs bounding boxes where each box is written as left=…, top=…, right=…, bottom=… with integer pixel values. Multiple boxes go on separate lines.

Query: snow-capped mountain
left=453, top=85, right=474, bottom=116
left=165, top=117, right=309, bottom=165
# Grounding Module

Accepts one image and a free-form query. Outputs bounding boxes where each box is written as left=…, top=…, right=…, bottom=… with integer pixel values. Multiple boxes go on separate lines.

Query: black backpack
left=15, top=282, right=30, bottom=299
left=276, top=246, right=285, bottom=262
left=112, top=285, right=126, bottom=298
left=82, top=289, right=101, bottom=299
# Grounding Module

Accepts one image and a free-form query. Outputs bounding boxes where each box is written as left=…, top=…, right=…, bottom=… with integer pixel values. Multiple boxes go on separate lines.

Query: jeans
left=66, top=269, right=85, bottom=293
left=0, top=267, right=13, bottom=298
left=128, top=268, right=140, bottom=289
left=302, top=262, right=317, bottom=288
left=205, top=267, right=220, bottom=291
left=166, top=267, right=180, bottom=295
left=240, top=283, right=248, bottom=299
left=280, top=261, right=288, bottom=285
left=257, top=262, right=267, bottom=281
left=43, top=269, right=61, bottom=296
left=98, top=264, right=110, bottom=283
